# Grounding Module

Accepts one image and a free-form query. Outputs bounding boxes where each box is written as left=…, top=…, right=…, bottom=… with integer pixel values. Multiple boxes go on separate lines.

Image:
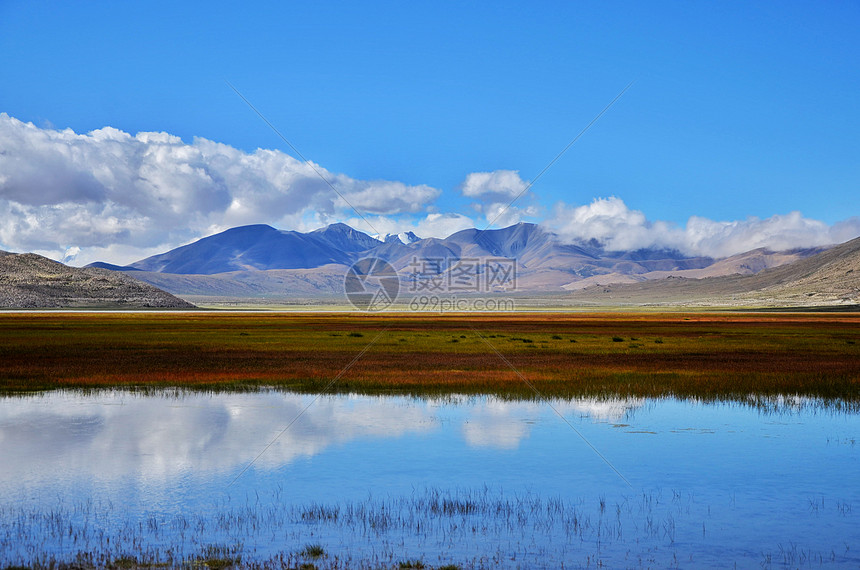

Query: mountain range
left=564, top=233, right=860, bottom=307
left=91, top=222, right=731, bottom=276
left=83, top=222, right=855, bottom=306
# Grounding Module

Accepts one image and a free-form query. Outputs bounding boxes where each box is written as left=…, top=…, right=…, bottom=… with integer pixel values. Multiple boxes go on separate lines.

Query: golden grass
left=0, top=312, right=858, bottom=400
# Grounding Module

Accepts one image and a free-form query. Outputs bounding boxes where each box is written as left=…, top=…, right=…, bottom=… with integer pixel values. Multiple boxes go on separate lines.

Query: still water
left=0, top=390, right=858, bottom=568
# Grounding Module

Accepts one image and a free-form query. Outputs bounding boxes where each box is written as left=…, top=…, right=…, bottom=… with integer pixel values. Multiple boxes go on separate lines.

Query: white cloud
left=681, top=211, right=860, bottom=257
left=335, top=179, right=440, bottom=215
left=0, top=114, right=441, bottom=264
left=460, top=169, right=528, bottom=201
left=547, top=197, right=860, bottom=258
left=459, top=170, right=538, bottom=228
left=547, top=197, right=671, bottom=252
left=61, top=246, right=81, bottom=264
left=478, top=202, right=540, bottom=228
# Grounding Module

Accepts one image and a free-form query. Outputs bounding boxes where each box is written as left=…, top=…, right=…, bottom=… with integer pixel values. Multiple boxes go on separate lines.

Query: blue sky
left=1, top=1, right=858, bottom=264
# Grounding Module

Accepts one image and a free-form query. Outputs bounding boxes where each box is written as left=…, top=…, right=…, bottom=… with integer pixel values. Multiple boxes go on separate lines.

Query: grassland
left=0, top=312, right=858, bottom=401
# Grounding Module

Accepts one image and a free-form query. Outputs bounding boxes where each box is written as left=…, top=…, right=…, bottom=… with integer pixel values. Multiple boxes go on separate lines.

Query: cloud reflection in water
left=0, top=391, right=646, bottom=490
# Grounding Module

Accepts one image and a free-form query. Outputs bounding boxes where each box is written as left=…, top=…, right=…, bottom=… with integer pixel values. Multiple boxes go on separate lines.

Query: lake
left=1, top=390, right=858, bottom=568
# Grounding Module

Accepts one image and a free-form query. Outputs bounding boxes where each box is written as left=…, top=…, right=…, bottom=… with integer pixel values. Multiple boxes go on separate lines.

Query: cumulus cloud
left=335, top=179, right=440, bottom=215
left=459, top=170, right=538, bottom=227
left=546, top=197, right=672, bottom=252
left=0, top=114, right=441, bottom=264
left=478, top=201, right=540, bottom=228
left=547, top=197, right=860, bottom=258
left=460, top=169, right=528, bottom=201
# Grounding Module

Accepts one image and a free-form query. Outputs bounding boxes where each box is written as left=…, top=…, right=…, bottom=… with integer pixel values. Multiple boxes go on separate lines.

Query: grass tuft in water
left=193, top=544, right=243, bottom=568
left=300, top=544, right=325, bottom=558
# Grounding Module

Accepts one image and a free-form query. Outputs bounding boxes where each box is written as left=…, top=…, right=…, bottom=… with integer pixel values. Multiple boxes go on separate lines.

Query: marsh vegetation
left=0, top=313, right=858, bottom=403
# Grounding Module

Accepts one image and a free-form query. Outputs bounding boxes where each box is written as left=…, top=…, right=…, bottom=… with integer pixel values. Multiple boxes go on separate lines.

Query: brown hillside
left=0, top=253, right=195, bottom=309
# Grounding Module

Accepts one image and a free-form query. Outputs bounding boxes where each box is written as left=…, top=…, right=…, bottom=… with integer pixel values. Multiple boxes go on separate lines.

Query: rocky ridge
left=0, top=251, right=195, bottom=309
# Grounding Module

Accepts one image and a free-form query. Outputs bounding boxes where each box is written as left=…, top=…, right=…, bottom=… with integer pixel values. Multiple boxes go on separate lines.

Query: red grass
left=1, top=312, right=858, bottom=399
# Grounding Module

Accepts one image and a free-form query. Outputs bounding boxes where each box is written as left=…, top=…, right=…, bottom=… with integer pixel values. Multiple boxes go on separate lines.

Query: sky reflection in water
left=0, top=390, right=858, bottom=568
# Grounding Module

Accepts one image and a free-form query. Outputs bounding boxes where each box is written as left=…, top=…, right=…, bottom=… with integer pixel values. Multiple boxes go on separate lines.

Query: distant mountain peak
left=383, top=231, right=421, bottom=245
left=313, top=222, right=354, bottom=233
left=230, top=223, right=277, bottom=232
left=311, top=223, right=380, bottom=252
